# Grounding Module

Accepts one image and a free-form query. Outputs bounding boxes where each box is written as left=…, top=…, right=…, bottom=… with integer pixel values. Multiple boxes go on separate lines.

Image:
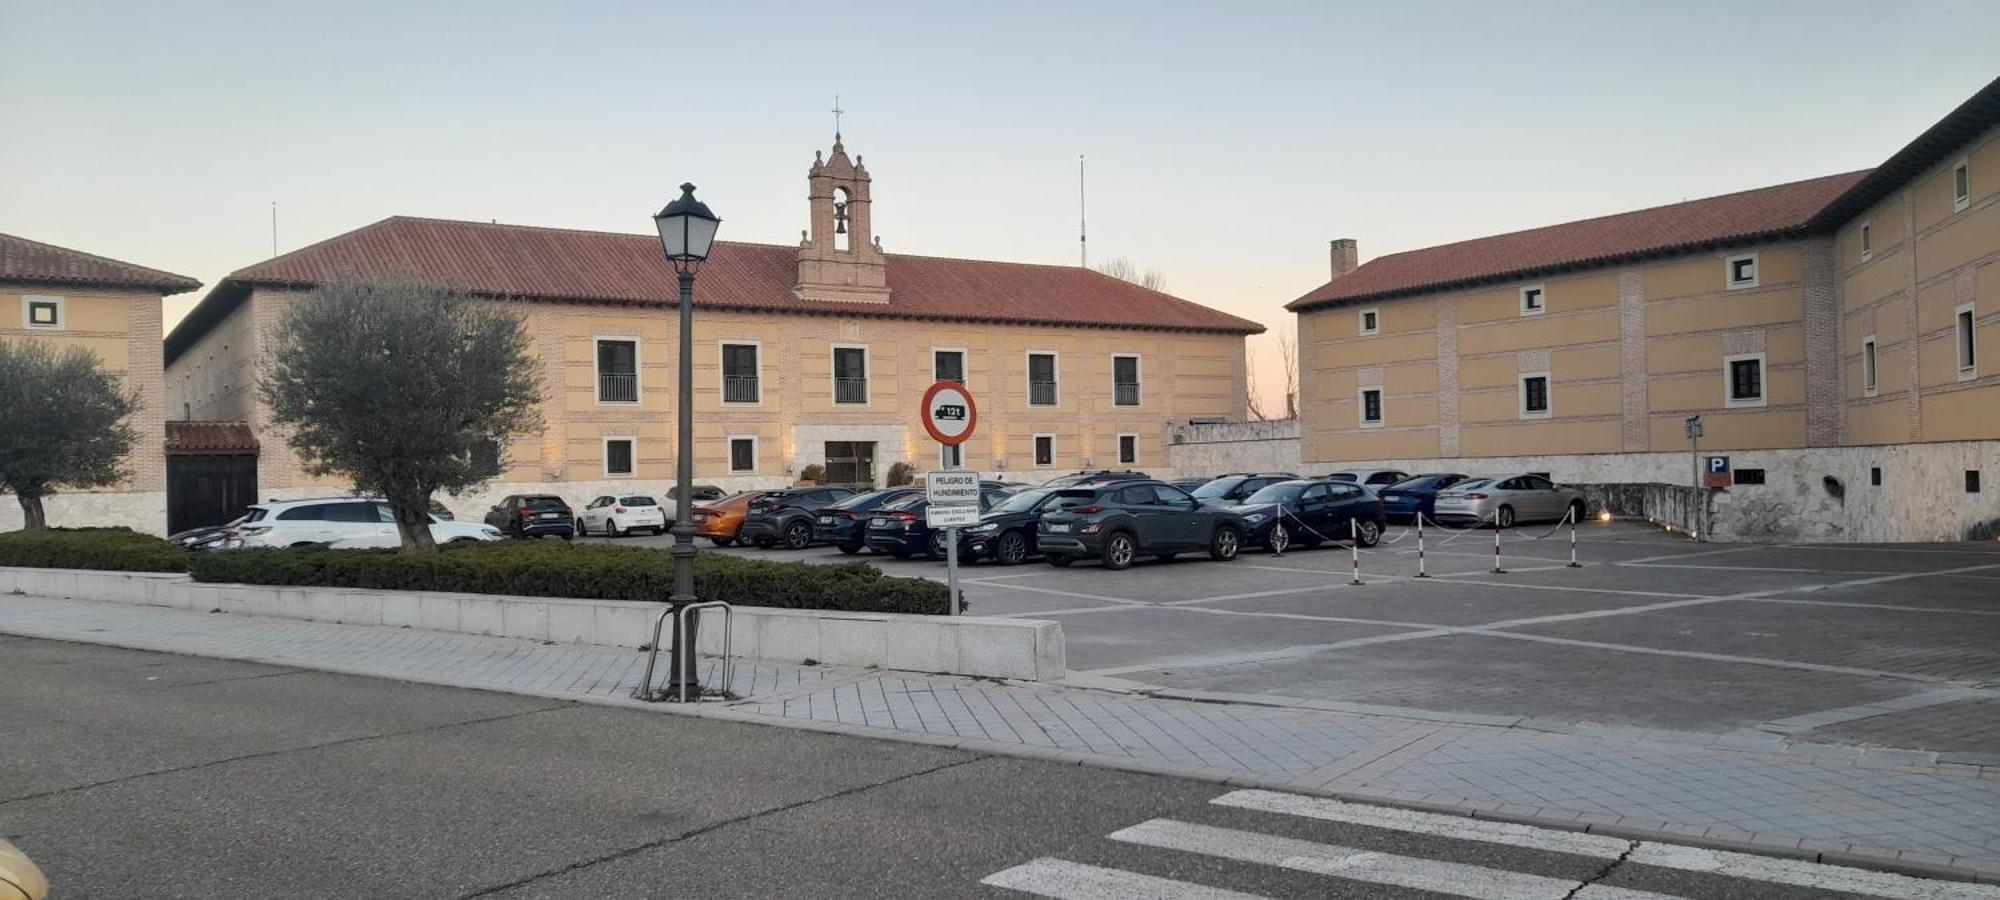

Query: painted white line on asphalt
left=1074, top=629, right=1454, bottom=677
left=1749, top=596, right=2000, bottom=617
left=1108, top=819, right=1681, bottom=900
left=1212, top=789, right=1631, bottom=859
left=967, top=581, right=1156, bottom=606
left=1626, top=842, right=2000, bottom=899
left=966, top=571, right=1059, bottom=582
left=1621, top=563, right=1901, bottom=575
left=980, top=857, right=1267, bottom=899
left=1794, top=561, right=2000, bottom=589
left=1617, top=546, right=1765, bottom=566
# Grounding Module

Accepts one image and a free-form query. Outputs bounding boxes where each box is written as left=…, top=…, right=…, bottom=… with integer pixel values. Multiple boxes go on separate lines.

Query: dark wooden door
left=166, top=455, right=258, bottom=534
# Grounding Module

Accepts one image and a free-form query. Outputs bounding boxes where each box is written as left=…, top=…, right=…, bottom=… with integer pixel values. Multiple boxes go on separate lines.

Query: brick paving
left=1813, top=699, right=2000, bottom=756
left=4, top=593, right=1999, bottom=875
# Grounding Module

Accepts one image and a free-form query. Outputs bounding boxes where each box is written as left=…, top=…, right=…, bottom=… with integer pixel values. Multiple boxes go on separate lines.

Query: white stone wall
left=0, top=491, right=167, bottom=535
left=1168, top=419, right=1302, bottom=478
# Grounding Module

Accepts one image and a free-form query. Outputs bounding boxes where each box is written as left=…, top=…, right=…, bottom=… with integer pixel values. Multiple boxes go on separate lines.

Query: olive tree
left=0, top=341, right=137, bottom=531
left=261, top=282, right=543, bottom=553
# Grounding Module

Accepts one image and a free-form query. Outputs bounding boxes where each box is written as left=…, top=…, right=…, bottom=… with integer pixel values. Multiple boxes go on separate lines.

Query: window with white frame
left=1859, top=221, right=1872, bottom=262
left=1117, top=433, right=1138, bottom=465
left=933, top=348, right=965, bottom=384
left=1033, top=434, right=1054, bottom=467
left=833, top=345, right=868, bottom=404
left=1519, top=373, right=1551, bottom=419
left=721, top=342, right=760, bottom=403
left=1519, top=285, right=1546, bottom=316
left=1954, top=158, right=1971, bottom=212
left=23, top=295, right=63, bottom=330
left=1958, top=302, right=1978, bottom=378
left=729, top=436, right=756, bottom=473
left=939, top=442, right=962, bottom=469
left=1725, top=353, right=1766, bottom=408
left=1112, top=354, right=1141, bottom=406
left=595, top=338, right=639, bottom=403
left=1358, top=387, right=1384, bottom=427
left=1862, top=335, right=1878, bottom=396
left=1358, top=307, right=1380, bottom=336
left=604, top=437, right=636, bottom=477
left=1027, top=352, right=1058, bottom=406
left=1725, top=254, right=1758, bottom=290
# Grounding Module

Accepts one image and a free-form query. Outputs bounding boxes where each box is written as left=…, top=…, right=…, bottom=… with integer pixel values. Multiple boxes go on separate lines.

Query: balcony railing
left=1029, top=380, right=1058, bottom=406
left=598, top=373, right=638, bottom=403
left=835, top=376, right=869, bottom=404
left=1114, top=382, right=1141, bottom=406
left=723, top=374, right=760, bottom=403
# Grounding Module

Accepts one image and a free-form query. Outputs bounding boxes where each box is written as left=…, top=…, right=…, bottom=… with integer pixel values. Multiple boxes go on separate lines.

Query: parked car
left=690, top=491, right=762, bottom=546
left=1326, top=468, right=1411, bottom=495
left=862, top=489, right=1009, bottom=559
left=1036, top=480, right=1246, bottom=570
left=813, top=488, right=921, bottom=554
left=1041, top=469, right=1151, bottom=488
left=960, top=486, right=1072, bottom=565
left=170, top=516, right=244, bottom=552
left=1231, top=479, right=1384, bottom=552
left=1432, top=474, right=1587, bottom=528
left=1167, top=477, right=1210, bottom=493
left=1376, top=473, right=1471, bottom=524
left=1190, top=472, right=1300, bottom=504
left=576, top=494, right=669, bottom=537
left=483, top=494, right=576, bottom=539
left=233, top=498, right=502, bottom=548
left=739, top=486, right=860, bottom=549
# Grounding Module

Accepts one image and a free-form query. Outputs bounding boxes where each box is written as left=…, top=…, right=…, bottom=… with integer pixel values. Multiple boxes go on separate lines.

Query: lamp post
left=652, top=183, right=721, bottom=700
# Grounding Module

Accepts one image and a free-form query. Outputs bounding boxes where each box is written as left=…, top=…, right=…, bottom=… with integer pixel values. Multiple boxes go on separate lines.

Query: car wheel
left=560, top=532, right=573, bottom=542
left=1269, top=523, right=1291, bottom=555
left=607, top=519, right=621, bottom=538
left=1046, top=554, right=1074, bottom=567
left=1209, top=525, right=1241, bottom=561
left=1567, top=500, right=1586, bottom=524
left=753, top=537, right=775, bottom=549
left=1356, top=518, right=1382, bottom=547
left=1496, top=505, right=1516, bottom=529
left=653, top=527, right=666, bottom=536
left=784, top=521, right=813, bottom=550
left=994, top=531, right=1028, bottom=566
left=709, top=536, right=735, bottom=548
left=927, top=530, right=947, bottom=560
left=1101, top=533, right=1136, bottom=570
left=574, top=518, right=586, bottom=535
left=837, top=541, right=864, bottom=555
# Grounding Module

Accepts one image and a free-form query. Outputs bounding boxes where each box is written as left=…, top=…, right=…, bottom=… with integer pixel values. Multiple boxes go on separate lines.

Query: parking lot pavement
left=592, top=522, right=2000, bottom=752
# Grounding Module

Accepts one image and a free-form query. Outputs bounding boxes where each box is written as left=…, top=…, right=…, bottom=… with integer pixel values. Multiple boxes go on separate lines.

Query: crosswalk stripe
left=1627, top=843, right=2000, bottom=900
left=1213, top=788, right=1631, bottom=859
left=1108, top=819, right=1685, bottom=900
left=980, top=857, right=1268, bottom=899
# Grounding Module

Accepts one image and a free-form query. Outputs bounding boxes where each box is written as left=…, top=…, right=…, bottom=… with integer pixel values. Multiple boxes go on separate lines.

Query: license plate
left=537, top=513, right=560, bottom=520
left=1047, top=523, right=1070, bottom=533
left=818, top=516, right=834, bottom=524
left=871, top=518, right=887, bottom=527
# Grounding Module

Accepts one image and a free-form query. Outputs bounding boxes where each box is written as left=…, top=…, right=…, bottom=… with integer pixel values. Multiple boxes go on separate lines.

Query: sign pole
left=944, top=447, right=961, bottom=618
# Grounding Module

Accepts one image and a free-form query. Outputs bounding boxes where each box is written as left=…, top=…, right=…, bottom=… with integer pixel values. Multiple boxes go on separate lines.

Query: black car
left=1230, top=479, right=1386, bottom=553
left=1036, top=480, right=1246, bottom=570
left=1189, top=472, right=1301, bottom=504
left=484, top=494, right=575, bottom=539
left=812, top=488, right=921, bottom=554
left=1040, top=469, right=1151, bottom=489
left=738, top=486, right=858, bottom=549
left=1376, top=473, right=1471, bottom=524
left=169, top=518, right=242, bottom=552
left=863, top=489, right=1008, bottom=559
left=959, top=487, right=1072, bottom=565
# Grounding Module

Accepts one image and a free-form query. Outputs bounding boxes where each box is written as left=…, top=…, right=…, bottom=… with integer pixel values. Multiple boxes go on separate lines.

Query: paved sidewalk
left=4, top=593, right=1998, bottom=883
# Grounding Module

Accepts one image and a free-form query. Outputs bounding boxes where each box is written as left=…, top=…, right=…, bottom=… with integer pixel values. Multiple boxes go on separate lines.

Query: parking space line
left=1746, top=595, right=2000, bottom=617
left=1620, top=563, right=1903, bottom=575
left=1459, top=629, right=1952, bottom=683
left=1617, top=545, right=1764, bottom=566
left=1074, top=628, right=1455, bottom=677
left=965, top=581, right=1156, bottom=606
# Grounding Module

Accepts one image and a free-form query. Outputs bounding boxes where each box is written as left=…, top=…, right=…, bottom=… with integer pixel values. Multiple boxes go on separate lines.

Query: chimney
left=1329, top=238, right=1358, bottom=280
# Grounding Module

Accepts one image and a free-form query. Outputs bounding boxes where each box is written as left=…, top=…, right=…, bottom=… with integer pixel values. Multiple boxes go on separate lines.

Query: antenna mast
left=1078, top=154, right=1087, bottom=267
left=270, top=201, right=278, bottom=257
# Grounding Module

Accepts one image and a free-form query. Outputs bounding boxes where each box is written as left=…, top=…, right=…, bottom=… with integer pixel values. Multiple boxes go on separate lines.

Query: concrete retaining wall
left=0, top=567, right=1065, bottom=681
left=1169, top=419, right=1303, bottom=478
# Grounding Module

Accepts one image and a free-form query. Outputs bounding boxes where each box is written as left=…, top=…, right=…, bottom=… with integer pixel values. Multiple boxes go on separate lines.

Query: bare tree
left=0, top=341, right=136, bottom=530
left=261, top=283, right=544, bottom=553
left=1245, top=347, right=1269, bottom=421
left=1094, top=257, right=1168, bottom=293
left=1279, top=331, right=1300, bottom=420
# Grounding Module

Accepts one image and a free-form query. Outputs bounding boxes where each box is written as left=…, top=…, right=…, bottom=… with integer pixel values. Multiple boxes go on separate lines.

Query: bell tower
left=796, top=135, right=892, bottom=305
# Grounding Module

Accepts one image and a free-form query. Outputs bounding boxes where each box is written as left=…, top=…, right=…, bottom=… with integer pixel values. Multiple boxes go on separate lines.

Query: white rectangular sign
left=926, top=470, right=981, bottom=508
left=926, top=504, right=981, bottom=528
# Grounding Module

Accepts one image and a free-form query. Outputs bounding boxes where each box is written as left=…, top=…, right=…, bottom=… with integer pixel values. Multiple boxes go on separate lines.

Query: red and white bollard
left=1350, top=518, right=1362, bottom=585
left=1567, top=507, right=1582, bottom=568
left=1491, top=512, right=1505, bottom=574
left=1415, top=513, right=1429, bottom=578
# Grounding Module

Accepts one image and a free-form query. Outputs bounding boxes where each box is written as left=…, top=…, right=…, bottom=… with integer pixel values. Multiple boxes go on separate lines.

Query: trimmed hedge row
left=188, top=541, right=956, bottom=615
left=0, top=527, right=189, bottom=573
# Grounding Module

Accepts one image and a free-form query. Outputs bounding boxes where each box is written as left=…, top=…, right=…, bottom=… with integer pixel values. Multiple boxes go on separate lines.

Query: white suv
left=231, top=498, right=502, bottom=549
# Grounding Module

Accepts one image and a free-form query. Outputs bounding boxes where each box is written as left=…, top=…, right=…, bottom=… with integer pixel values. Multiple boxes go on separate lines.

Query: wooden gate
left=164, top=422, right=261, bottom=534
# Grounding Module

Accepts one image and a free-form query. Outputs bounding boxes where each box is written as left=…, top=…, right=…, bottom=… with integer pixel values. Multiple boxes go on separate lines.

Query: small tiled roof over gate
left=165, top=421, right=260, bottom=456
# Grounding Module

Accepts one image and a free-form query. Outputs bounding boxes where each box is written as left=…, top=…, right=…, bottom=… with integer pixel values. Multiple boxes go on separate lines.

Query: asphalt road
left=2, top=636, right=1978, bottom=899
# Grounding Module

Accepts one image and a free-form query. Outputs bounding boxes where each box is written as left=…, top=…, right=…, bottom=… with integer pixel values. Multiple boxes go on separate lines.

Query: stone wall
left=1168, top=419, right=1302, bottom=478
left=0, top=491, right=167, bottom=535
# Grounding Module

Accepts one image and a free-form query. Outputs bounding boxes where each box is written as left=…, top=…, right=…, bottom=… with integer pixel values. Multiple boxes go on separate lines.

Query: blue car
left=1375, top=473, right=1470, bottom=524
left=811, top=488, right=920, bottom=554
left=862, top=489, right=1008, bottom=559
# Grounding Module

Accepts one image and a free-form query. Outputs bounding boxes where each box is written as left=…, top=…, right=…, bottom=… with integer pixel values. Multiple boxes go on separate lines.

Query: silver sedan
left=1431, top=474, right=1587, bottom=528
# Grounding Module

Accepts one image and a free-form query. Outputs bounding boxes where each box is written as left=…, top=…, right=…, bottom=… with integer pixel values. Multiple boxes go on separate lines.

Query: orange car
left=691, top=491, right=763, bottom=546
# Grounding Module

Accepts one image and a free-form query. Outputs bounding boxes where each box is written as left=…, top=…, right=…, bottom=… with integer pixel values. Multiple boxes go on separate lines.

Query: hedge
left=188, top=541, right=957, bottom=615
left=0, top=527, right=189, bottom=573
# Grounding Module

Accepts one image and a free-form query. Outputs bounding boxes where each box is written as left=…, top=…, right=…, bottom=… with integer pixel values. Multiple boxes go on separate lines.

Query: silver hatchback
left=1431, top=474, right=1586, bottom=528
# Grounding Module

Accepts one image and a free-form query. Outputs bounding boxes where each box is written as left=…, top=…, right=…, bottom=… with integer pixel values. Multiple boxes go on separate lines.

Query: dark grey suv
left=1035, top=480, right=1246, bottom=570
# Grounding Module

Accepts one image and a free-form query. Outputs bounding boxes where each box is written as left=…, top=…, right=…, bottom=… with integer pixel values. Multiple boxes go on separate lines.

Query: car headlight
left=1244, top=512, right=1269, bottom=524
left=966, top=522, right=998, bottom=533
left=481, top=526, right=503, bottom=538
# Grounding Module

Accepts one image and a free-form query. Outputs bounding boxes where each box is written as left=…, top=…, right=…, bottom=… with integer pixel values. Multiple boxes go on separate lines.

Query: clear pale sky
left=4, top=1, right=1997, bottom=414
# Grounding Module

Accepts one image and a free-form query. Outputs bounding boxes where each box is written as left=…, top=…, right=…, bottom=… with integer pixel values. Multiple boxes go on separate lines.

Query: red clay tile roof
left=0, top=232, right=201, bottom=294
left=165, top=421, right=259, bottom=455
left=190, top=216, right=1261, bottom=336
left=1287, top=170, right=1871, bottom=312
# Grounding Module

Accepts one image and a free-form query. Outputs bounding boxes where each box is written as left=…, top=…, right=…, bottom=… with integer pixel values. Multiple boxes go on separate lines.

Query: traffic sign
left=927, top=470, right=981, bottom=507
left=926, top=504, right=980, bottom=528
left=920, top=381, right=977, bottom=446
left=1704, top=455, right=1731, bottom=489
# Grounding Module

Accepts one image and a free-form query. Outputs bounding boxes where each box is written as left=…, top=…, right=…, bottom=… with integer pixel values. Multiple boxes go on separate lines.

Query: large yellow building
left=1, top=233, right=200, bottom=532
left=1285, top=78, right=2000, bottom=542
left=164, top=138, right=1259, bottom=522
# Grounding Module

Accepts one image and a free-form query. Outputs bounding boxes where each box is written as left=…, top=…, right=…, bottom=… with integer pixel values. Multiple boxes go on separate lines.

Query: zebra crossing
left=982, top=789, right=2000, bottom=899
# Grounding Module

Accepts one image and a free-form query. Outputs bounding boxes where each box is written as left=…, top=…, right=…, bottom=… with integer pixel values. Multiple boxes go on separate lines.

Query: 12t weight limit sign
left=921, top=381, right=977, bottom=446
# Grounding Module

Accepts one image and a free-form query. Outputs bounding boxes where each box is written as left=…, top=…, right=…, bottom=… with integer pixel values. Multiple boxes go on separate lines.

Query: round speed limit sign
left=920, top=381, right=977, bottom=446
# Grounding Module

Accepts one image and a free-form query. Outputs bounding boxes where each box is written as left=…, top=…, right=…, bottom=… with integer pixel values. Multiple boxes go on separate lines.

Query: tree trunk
left=18, top=493, right=48, bottom=531
left=389, top=494, right=438, bottom=554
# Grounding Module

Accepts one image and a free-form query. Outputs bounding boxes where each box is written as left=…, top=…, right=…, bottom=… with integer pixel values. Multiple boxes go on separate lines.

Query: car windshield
left=881, top=493, right=926, bottom=511
left=1244, top=482, right=1307, bottom=505
left=827, top=490, right=895, bottom=511
left=993, top=488, right=1054, bottom=513
left=243, top=508, right=268, bottom=523
left=1389, top=475, right=1456, bottom=491
left=1449, top=479, right=1491, bottom=491
left=523, top=497, right=566, bottom=510
left=1328, top=472, right=1358, bottom=482
left=618, top=496, right=657, bottom=507
left=1191, top=478, right=1244, bottom=499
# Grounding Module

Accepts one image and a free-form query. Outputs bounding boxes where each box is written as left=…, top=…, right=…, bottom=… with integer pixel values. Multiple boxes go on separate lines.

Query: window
left=1033, top=434, right=1054, bottom=467
left=729, top=437, right=756, bottom=473
left=23, top=295, right=63, bottom=330
left=1519, top=373, right=1550, bottom=418
left=1112, top=355, right=1141, bottom=406
left=1954, top=159, right=1971, bottom=212
left=1733, top=468, right=1766, bottom=486
left=1859, top=221, right=1872, bottom=262
left=1358, top=387, right=1383, bottom=427
left=833, top=345, right=869, bottom=404
left=1968, top=470, right=1982, bottom=494
left=604, top=437, right=635, bottom=477
left=1956, top=302, right=1977, bottom=378
left=933, top=349, right=965, bottom=384
left=595, top=339, right=639, bottom=403
left=940, top=442, right=962, bottom=469
left=1520, top=285, right=1545, bottom=316
left=1358, top=308, right=1380, bottom=336
left=1725, top=254, right=1758, bottom=290
left=1862, top=335, right=1877, bottom=396
left=1117, top=433, right=1138, bottom=465
left=1725, top=352, right=1766, bottom=408
left=1027, top=352, right=1058, bottom=406
left=471, top=438, right=503, bottom=472
left=721, top=342, right=760, bottom=403
left=1870, top=466, right=1882, bottom=486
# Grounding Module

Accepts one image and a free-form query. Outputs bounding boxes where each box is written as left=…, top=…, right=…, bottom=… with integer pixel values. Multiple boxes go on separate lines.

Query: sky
left=4, top=0, right=1997, bottom=414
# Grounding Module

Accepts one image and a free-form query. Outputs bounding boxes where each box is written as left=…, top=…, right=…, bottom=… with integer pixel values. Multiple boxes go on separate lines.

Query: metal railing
left=1029, top=381, right=1058, bottom=406
left=723, top=374, right=760, bottom=403
left=633, top=600, right=734, bottom=703
left=1114, top=382, right=1141, bottom=406
left=834, top=376, right=869, bottom=404
left=598, top=373, right=638, bottom=403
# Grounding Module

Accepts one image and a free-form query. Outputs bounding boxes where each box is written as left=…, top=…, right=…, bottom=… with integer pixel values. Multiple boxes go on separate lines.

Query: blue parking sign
left=1707, top=456, right=1730, bottom=475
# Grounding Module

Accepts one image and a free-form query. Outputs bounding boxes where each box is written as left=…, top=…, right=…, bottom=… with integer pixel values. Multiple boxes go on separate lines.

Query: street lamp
left=647, top=183, right=720, bottom=701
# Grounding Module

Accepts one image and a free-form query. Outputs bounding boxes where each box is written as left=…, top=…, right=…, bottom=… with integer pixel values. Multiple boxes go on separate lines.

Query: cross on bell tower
left=796, top=133, right=891, bottom=305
